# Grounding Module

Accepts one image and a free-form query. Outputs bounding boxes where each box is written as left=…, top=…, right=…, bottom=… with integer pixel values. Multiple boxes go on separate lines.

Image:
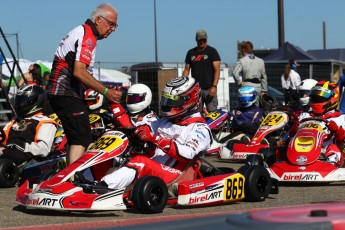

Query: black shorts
left=48, top=95, right=92, bottom=147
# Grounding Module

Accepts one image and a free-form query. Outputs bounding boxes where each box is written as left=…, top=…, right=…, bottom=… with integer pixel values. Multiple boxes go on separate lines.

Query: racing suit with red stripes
left=47, top=19, right=98, bottom=98
left=102, top=112, right=212, bottom=189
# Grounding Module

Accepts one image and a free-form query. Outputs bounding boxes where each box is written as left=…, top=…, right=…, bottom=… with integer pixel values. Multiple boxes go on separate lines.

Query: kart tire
left=0, top=159, right=19, bottom=188
left=225, top=139, right=241, bottom=151
left=237, top=165, right=271, bottom=202
left=246, top=154, right=264, bottom=166
left=132, top=176, right=168, bottom=214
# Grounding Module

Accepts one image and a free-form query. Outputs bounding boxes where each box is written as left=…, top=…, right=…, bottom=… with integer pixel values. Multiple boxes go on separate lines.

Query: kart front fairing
left=16, top=130, right=129, bottom=211
left=220, top=111, right=288, bottom=160
left=268, top=119, right=345, bottom=182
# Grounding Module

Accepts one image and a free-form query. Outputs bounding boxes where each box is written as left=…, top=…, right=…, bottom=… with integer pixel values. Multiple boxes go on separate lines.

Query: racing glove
left=328, top=120, right=345, bottom=144
left=134, top=125, right=177, bottom=156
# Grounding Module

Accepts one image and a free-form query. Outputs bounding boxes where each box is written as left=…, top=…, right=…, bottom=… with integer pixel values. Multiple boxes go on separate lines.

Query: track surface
left=1, top=156, right=345, bottom=229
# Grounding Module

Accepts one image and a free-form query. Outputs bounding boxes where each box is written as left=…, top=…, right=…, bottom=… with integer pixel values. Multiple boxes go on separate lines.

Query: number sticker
left=206, top=111, right=221, bottom=120
left=88, top=135, right=121, bottom=152
left=49, top=113, right=62, bottom=126
left=89, top=114, right=101, bottom=124
left=261, top=114, right=283, bottom=126
left=223, top=174, right=245, bottom=201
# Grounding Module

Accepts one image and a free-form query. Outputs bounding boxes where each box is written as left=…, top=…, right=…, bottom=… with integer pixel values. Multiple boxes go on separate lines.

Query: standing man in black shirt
left=183, top=29, right=221, bottom=113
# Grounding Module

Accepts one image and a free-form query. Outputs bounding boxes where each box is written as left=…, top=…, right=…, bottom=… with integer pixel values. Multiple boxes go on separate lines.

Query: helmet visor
left=160, top=92, right=188, bottom=107
left=239, top=93, right=255, bottom=103
left=126, top=93, right=146, bottom=104
left=14, top=94, right=30, bottom=109
left=310, top=86, right=332, bottom=102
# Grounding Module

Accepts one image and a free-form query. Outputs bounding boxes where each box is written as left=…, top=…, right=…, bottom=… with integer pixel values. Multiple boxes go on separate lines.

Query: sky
left=1, top=0, right=344, bottom=65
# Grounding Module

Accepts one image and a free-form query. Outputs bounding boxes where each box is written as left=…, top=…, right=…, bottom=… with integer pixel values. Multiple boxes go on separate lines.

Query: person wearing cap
left=233, top=41, right=268, bottom=104
left=182, top=29, right=221, bottom=113
left=281, top=59, right=301, bottom=106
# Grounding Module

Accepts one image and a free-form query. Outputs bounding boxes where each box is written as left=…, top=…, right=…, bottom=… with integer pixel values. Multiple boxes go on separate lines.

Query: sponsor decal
left=230, top=152, right=247, bottom=159
left=69, top=201, right=89, bottom=206
left=195, top=130, right=206, bottom=138
left=189, top=191, right=222, bottom=204
left=189, top=182, right=204, bottom=189
left=27, top=197, right=59, bottom=207
left=283, top=173, right=320, bottom=181
left=161, top=165, right=182, bottom=174
left=205, top=184, right=218, bottom=191
left=296, top=155, right=307, bottom=165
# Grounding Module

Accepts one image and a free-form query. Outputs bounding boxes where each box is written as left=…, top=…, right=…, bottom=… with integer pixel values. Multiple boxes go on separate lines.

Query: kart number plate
left=206, top=111, right=221, bottom=120
left=89, top=135, right=121, bottom=151
left=223, top=174, right=245, bottom=201
left=261, top=114, right=284, bottom=126
left=89, top=114, right=101, bottom=124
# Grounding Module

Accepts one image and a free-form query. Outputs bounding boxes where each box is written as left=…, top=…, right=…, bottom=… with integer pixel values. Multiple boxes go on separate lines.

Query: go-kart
left=205, top=109, right=248, bottom=156
left=16, top=128, right=278, bottom=214
left=0, top=112, right=114, bottom=188
left=218, top=111, right=288, bottom=161
left=267, top=117, right=345, bottom=182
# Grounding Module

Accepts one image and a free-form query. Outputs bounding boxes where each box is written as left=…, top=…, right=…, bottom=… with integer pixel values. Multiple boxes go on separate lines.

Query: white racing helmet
left=126, top=83, right=152, bottom=114
left=299, top=79, right=317, bottom=106
left=84, top=89, right=104, bottom=111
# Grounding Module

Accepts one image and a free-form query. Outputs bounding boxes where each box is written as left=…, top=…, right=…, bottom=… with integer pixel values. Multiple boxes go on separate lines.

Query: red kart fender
left=177, top=172, right=245, bottom=206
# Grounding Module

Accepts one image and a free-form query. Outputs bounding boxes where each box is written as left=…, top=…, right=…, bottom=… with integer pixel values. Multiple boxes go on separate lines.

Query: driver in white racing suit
left=101, top=76, right=212, bottom=189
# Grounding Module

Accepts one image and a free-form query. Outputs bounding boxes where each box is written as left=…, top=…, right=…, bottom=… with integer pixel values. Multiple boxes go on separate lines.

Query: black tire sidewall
left=0, top=159, right=19, bottom=188
left=132, top=176, right=168, bottom=214
left=238, top=165, right=271, bottom=202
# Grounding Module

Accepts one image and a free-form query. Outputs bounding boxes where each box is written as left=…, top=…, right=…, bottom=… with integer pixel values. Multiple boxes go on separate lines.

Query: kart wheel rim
left=5, top=167, right=15, bottom=181
left=150, top=186, right=164, bottom=205
left=256, top=176, right=268, bottom=193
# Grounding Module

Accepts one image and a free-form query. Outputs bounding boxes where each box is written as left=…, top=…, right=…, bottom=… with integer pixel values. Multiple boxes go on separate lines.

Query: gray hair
left=89, top=3, right=118, bottom=22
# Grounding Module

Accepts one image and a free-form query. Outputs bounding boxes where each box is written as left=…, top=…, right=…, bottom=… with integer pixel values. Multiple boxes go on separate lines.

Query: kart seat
left=167, top=151, right=205, bottom=197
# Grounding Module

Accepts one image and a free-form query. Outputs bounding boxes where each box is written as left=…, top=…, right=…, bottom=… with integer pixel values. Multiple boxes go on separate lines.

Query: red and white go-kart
left=16, top=129, right=278, bottom=213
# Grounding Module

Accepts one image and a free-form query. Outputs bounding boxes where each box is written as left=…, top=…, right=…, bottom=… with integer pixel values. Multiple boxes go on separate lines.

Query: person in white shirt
left=281, top=60, right=301, bottom=106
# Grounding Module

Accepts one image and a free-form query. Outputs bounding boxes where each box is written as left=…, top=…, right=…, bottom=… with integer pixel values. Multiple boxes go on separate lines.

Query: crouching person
left=0, top=85, right=57, bottom=165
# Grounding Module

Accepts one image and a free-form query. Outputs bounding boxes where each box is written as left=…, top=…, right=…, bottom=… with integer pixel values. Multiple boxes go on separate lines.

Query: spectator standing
left=18, top=63, right=42, bottom=87
left=46, top=3, right=122, bottom=166
left=182, top=29, right=221, bottom=113
left=232, top=41, right=268, bottom=102
left=281, top=60, right=301, bottom=106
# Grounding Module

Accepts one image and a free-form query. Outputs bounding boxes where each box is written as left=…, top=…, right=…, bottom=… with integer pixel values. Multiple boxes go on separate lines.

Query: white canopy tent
left=1, top=58, right=131, bottom=85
